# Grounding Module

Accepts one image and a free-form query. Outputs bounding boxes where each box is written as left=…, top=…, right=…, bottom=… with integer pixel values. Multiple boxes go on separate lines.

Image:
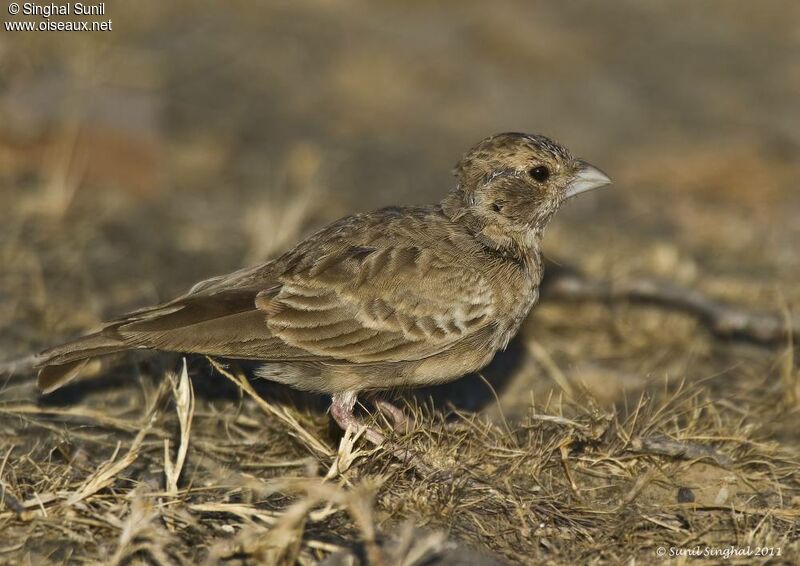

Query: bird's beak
left=566, top=160, right=611, bottom=199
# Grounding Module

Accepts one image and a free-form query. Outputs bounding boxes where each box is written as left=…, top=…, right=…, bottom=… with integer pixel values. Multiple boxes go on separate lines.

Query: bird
left=34, top=132, right=610, bottom=443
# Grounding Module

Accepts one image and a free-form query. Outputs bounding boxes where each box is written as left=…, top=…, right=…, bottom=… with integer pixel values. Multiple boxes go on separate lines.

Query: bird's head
left=444, top=132, right=610, bottom=247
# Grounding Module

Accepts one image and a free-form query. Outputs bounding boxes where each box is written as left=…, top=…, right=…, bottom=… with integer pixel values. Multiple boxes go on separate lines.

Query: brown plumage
left=36, top=132, right=610, bottom=439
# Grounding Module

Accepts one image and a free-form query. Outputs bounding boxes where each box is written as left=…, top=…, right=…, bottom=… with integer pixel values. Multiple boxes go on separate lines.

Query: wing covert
left=260, top=244, right=495, bottom=363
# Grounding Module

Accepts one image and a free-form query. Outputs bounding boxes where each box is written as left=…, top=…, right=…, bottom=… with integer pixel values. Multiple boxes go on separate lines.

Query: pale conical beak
left=566, top=160, right=611, bottom=199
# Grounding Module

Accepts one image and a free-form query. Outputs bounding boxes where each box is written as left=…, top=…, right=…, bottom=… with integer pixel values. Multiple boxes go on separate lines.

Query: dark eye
left=529, top=166, right=550, bottom=182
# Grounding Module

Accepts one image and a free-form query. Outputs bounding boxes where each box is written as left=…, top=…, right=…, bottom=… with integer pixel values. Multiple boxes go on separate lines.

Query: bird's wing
left=259, top=242, right=496, bottom=363
left=102, top=284, right=316, bottom=361
left=44, top=208, right=496, bottom=368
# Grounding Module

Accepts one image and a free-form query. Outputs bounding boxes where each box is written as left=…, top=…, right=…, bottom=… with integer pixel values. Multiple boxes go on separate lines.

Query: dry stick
left=541, top=262, right=799, bottom=344
left=628, top=434, right=733, bottom=468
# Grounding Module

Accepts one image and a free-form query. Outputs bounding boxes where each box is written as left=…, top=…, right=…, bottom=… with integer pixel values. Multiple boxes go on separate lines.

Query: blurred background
left=1, top=0, right=799, bottom=408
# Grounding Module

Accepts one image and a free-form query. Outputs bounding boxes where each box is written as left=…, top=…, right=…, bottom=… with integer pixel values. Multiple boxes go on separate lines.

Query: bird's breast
left=490, top=249, right=543, bottom=352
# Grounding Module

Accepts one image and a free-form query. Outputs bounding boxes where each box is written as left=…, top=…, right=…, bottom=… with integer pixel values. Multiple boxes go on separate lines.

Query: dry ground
left=1, top=1, right=799, bottom=564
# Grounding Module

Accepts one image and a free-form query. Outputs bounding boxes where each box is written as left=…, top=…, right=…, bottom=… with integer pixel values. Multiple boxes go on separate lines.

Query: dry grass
left=0, top=358, right=798, bottom=564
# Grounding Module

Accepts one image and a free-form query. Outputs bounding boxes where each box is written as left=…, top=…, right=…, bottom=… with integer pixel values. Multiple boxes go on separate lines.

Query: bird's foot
left=330, top=392, right=442, bottom=479
left=374, top=398, right=413, bottom=433
left=330, top=391, right=385, bottom=446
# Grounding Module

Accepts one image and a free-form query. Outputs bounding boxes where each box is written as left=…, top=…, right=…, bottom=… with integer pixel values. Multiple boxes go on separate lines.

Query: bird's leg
left=331, top=393, right=447, bottom=480
left=374, top=399, right=413, bottom=433
left=330, top=391, right=385, bottom=445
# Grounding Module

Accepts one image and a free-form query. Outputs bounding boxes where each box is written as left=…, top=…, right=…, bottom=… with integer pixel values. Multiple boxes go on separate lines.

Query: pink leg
left=374, top=399, right=412, bottom=432
left=330, top=391, right=385, bottom=445
left=331, top=393, right=444, bottom=478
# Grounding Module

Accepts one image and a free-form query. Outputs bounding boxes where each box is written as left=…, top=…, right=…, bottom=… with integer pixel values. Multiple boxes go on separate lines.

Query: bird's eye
left=529, top=166, right=550, bottom=182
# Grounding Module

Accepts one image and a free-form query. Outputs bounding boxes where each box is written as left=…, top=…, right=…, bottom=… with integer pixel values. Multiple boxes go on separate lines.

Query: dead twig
left=542, top=262, right=799, bottom=344
left=628, top=434, right=733, bottom=468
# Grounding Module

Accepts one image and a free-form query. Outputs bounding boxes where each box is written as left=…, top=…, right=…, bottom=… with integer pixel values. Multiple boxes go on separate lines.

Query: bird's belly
left=406, top=346, right=497, bottom=386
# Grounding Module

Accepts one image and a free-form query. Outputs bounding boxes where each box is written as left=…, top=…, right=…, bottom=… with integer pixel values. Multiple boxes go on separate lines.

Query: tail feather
left=36, top=331, right=131, bottom=393
left=34, top=286, right=299, bottom=394
left=38, top=359, right=91, bottom=394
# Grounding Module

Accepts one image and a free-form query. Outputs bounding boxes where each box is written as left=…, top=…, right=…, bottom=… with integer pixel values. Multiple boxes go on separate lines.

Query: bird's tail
left=35, top=331, right=131, bottom=393
left=32, top=287, right=281, bottom=393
